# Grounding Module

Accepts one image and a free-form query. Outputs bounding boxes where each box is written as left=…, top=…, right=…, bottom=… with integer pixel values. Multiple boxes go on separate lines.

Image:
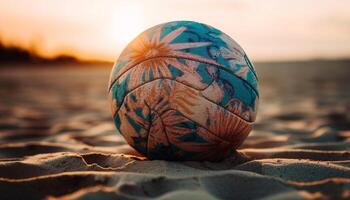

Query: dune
left=0, top=63, right=349, bottom=199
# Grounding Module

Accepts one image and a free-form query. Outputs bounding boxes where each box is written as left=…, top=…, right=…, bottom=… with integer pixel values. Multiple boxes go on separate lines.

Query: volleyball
left=109, top=21, right=259, bottom=161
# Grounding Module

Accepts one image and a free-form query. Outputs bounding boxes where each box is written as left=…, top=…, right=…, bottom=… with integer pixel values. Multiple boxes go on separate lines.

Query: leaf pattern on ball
left=109, top=21, right=259, bottom=161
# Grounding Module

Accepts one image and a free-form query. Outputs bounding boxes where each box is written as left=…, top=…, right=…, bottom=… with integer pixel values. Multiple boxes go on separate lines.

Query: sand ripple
left=0, top=64, right=349, bottom=199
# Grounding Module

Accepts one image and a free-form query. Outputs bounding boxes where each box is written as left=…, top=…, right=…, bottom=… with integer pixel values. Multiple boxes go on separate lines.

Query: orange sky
left=1, top=0, right=349, bottom=62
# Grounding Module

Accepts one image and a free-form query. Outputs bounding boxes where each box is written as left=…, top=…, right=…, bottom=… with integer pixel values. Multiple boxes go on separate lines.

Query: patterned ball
left=108, top=21, right=259, bottom=161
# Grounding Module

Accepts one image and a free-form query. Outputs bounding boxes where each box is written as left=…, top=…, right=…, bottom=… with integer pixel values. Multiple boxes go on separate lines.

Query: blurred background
left=0, top=0, right=349, bottom=149
left=1, top=0, right=350, bottom=62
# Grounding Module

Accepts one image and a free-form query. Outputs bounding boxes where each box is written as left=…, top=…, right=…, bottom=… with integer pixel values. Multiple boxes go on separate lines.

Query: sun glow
left=108, top=1, right=147, bottom=52
left=0, top=0, right=349, bottom=62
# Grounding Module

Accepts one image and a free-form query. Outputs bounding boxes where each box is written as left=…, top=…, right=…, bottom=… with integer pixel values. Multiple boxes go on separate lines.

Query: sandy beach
left=0, top=61, right=349, bottom=200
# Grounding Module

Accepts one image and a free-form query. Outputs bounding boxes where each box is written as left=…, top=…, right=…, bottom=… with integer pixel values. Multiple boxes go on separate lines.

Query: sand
left=0, top=61, right=349, bottom=200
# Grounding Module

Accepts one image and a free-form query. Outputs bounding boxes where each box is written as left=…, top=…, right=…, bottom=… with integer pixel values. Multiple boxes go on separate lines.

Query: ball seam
left=113, top=78, right=256, bottom=123
left=108, top=55, right=259, bottom=97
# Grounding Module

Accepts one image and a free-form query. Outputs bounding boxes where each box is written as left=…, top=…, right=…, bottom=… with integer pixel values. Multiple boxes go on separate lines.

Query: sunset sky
left=1, top=0, right=349, bottom=62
